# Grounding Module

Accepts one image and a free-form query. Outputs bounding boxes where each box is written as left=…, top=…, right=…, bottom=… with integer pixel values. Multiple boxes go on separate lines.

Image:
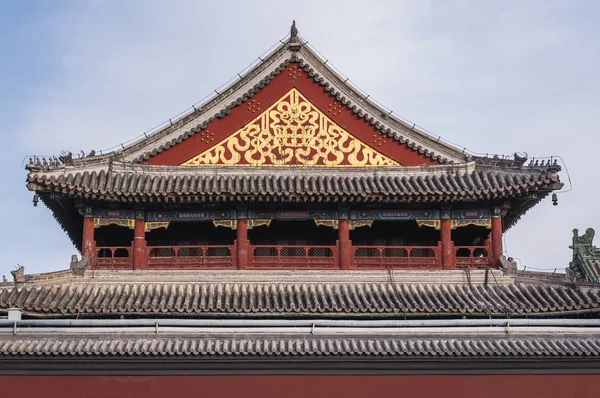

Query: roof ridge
left=28, top=28, right=485, bottom=169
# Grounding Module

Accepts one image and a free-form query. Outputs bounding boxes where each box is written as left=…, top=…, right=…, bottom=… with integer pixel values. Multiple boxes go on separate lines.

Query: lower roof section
left=1, top=326, right=600, bottom=373
left=1, top=270, right=599, bottom=318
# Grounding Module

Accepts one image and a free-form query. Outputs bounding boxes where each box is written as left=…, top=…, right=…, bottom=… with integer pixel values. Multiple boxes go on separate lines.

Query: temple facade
left=24, top=27, right=561, bottom=274
left=2, top=23, right=599, bottom=397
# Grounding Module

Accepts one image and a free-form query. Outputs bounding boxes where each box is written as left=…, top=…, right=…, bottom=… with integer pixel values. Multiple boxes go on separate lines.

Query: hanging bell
left=551, top=193, right=558, bottom=206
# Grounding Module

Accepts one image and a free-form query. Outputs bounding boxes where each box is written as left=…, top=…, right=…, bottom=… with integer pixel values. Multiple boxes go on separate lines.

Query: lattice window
left=410, top=248, right=436, bottom=258
left=255, top=247, right=277, bottom=256
left=355, top=248, right=380, bottom=258
left=280, top=239, right=307, bottom=256
left=384, top=247, right=407, bottom=258
left=178, top=247, right=203, bottom=257
left=384, top=238, right=407, bottom=258
left=309, top=248, right=332, bottom=257
left=156, top=247, right=175, bottom=257
left=207, top=247, right=231, bottom=257
left=178, top=240, right=192, bottom=257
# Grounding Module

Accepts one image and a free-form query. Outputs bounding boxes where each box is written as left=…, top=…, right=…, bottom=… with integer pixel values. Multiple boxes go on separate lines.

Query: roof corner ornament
left=70, top=254, right=89, bottom=277
left=289, top=20, right=301, bottom=51
left=59, top=151, right=74, bottom=166
left=513, top=152, right=528, bottom=166
left=11, top=265, right=25, bottom=284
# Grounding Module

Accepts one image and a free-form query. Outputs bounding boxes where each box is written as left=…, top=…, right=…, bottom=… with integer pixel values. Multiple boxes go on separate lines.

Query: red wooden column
left=440, top=210, right=455, bottom=270
left=338, top=209, right=351, bottom=270
left=82, top=208, right=96, bottom=267
left=491, top=208, right=503, bottom=267
left=132, top=211, right=147, bottom=270
left=237, top=210, right=249, bottom=269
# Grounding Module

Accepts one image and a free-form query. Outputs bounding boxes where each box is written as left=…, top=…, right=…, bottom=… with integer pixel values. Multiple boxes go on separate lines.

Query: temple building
left=1, top=23, right=599, bottom=397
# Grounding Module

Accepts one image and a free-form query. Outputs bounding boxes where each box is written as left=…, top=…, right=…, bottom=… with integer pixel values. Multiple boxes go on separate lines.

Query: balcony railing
left=455, top=245, right=491, bottom=267
left=91, top=242, right=493, bottom=270
left=352, top=243, right=442, bottom=269
left=146, top=245, right=236, bottom=269
left=248, top=243, right=339, bottom=269
left=96, top=246, right=133, bottom=269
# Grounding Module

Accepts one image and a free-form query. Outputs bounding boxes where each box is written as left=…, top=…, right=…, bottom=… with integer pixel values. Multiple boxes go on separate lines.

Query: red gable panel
left=147, top=63, right=438, bottom=167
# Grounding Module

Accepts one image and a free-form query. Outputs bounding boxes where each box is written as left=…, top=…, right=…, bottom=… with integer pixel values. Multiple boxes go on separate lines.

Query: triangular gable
left=88, top=25, right=470, bottom=166
left=181, top=88, right=399, bottom=167
left=147, top=62, right=440, bottom=167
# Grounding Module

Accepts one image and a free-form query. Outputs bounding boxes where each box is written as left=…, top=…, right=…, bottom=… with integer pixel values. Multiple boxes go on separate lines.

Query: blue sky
left=1, top=0, right=599, bottom=277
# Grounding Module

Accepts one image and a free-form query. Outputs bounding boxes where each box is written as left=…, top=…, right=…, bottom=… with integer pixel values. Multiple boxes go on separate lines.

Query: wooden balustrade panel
left=146, top=245, right=236, bottom=269
left=248, top=245, right=338, bottom=269
left=95, top=246, right=133, bottom=270
left=352, top=245, right=441, bottom=269
left=454, top=245, right=491, bottom=268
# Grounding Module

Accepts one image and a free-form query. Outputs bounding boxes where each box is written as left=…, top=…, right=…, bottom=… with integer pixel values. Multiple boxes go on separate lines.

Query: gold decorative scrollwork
left=315, top=219, right=339, bottom=229
left=93, top=218, right=135, bottom=229
left=182, top=88, right=400, bottom=167
left=349, top=220, right=373, bottom=230
left=145, top=222, right=170, bottom=232
left=416, top=219, right=441, bottom=230
left=213, top=220, right=238, bottom=230
left=451, top=219, right=492, bottom=229
left=248, top=219, right=271, bottom=229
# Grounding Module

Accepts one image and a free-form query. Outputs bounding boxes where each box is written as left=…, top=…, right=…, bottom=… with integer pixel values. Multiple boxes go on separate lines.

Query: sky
left=1, top=0, right=599, bottom=277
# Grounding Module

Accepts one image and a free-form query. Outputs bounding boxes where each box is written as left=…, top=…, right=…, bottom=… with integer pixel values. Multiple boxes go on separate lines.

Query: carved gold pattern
left=315, top=219, right=339, bottom=229
left=248, top=219, right=271, bottom=229
left=349, top=220, right=373, bottom=230
left=181, top=88, right=400, bottom=167
left=451, top=219, right=492, bottom=229
left=416, top=219, right=441, bottom=230
left=145, top=222, right=170, bottom=232
left=93, top=218, right=135, bottom=229
left=213, top=220, right=237, bottom=230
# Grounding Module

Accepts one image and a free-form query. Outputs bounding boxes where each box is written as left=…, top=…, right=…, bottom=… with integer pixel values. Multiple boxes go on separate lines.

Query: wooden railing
left=455, top=245, right=491, bottom=267
left=95, top=246, right=133, bottom=269
left=352, top=243, right=442, bottom=269
left=92, top=242, right=491, bottom=270
left=146, top=245, right=236, bottom=269
left=248, top=243, right=339, bottom=269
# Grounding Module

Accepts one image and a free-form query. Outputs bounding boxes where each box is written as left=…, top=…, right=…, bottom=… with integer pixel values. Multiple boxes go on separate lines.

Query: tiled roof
left=2, top=281, right=598, bottom=317
left=28, top=162, right=561, bottom=203
left=2, top=335, right=599, bottom=358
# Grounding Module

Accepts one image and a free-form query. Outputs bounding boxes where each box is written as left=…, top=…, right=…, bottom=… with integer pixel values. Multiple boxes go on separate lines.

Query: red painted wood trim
left=351, top=244, right=441, bottom=269
left=147, top=64, right=438, bottom=167
left=339, top=219, right=351, bottom=270
left=491, top=216, right=503, bottom=267
left=133, top=218, right=147, bottom=270
left=440, top=218, right=455, bottom=270
left=237, top=219, right=248, bottom=269
left=82, top=216, right=96, bottom=266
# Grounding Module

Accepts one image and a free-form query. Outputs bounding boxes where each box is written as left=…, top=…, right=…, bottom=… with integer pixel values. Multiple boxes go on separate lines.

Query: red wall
left=1, top=375, right=598, bottom=398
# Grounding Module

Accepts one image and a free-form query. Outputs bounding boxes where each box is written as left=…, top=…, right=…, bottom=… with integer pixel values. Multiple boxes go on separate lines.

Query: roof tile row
left=1, top=336, right=599, bottom=357
left=29, top=167, right=560, bottom=200
left=1, top=282, right=598, bottom=316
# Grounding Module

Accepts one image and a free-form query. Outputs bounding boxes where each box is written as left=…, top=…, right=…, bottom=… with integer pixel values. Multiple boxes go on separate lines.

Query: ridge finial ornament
left=289, top=20, right=301, bottom=51
left=291, top=20, right=298, bottom=40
